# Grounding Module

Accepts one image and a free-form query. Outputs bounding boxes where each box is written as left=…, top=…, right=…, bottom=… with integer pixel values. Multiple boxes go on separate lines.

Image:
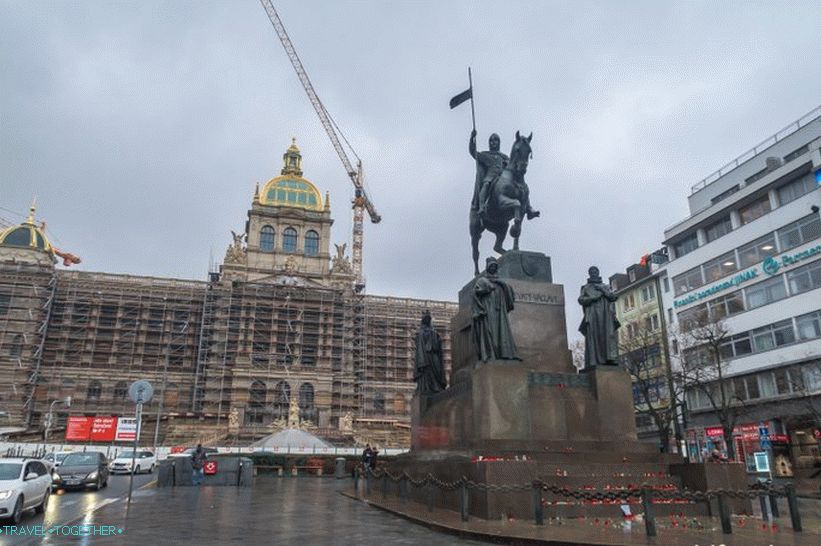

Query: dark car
left=53, top=452, right=109, bottom=490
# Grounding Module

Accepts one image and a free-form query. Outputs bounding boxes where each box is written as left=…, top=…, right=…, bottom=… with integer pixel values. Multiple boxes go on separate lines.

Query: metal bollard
left=759, top=494, right=770, bottom=521
left=641, top=487, right=656, bottom=537
left=785, top=484, right=802, bottom=532
left=382, top=474, right=387, bottom=498
left=353, top=467, right=359, bottom=494
left=769, top=491, right=780, bottom=518
left=717, top=493, right=732, bottom=534
left=365, top=470, right=371, bottom=496
left=460, top=483, right=469, bottom=522
left=400, top=475, right=408, bottom=503
left=427, top=483, right=434, bottom=512
left=171, top=460, right=177, bottom=487
left=533, top=482, right=544, bottom=526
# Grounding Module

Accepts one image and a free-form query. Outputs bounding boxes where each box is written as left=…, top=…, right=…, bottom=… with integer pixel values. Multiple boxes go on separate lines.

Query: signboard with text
left=65, top=416, right=92, bottom=441
left=115, top=417, right=139, bottom=442
left=64, top=416, right=119, bottom=442
left=89, top=416, right=118, bottom=442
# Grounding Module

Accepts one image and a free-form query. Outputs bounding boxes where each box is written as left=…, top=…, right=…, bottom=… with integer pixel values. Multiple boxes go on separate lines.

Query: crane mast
left=259, top=0, right=380, bottom=291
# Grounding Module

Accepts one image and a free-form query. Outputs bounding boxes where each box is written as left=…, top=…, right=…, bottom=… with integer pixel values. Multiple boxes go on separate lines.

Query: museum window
left=299, top=383, right=315, bottom=421
left=249, top=380, right=266, bottom=410
left=86, top=380, right=102, bottom=402
left=304, top=230, right=319, bottom=257
left=796, top=310, right=821, bottom=340
left=704, top=215, right=732, bottom=243
left=737, top=233, right=777, bottom=268
left=777, top=172, right=815, bottom=206
left=8, top=334, right=23, bottom=357
left=744, top=276, right=787, bottom=310
left=113, top=381, right=128, bottom=402
left=283, top=227, right=298, bottom=253
left=777, top=214, right=821, bottom=252
left=673, top=267, right=703, bottom=296
left=260, top=225, right=275, bottom=252
left=738, top=195, right=771, bottom=225
left=373, top=392, right=385, bottom=413
left=273, top=380, right=290, bottom=420
left=787, top=259, right=821, bottom=296
left=673, top=233, right=699, bottom=258
left=702, top=251, right=738, bottom=283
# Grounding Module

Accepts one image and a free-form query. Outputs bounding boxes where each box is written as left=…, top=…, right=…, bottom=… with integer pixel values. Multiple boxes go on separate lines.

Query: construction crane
left=259, top=0, right=381, bottom=292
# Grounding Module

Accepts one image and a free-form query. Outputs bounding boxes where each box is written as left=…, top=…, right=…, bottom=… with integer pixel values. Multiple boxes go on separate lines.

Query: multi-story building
left=610, top=262, right=675, bottom=450
left=0, top=140, right=458, bottom=447
left=656, top=107, right=821, bottom=475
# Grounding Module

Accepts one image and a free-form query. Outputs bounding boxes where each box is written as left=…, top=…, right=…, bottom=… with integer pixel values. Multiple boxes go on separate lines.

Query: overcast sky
left=2, top=0, right=820, bottom=339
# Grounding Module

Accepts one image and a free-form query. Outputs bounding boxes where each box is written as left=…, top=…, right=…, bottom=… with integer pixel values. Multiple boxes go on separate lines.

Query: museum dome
left=259, top=138, right=324, bottom=212
left=0, top=203, right=54, bottom=253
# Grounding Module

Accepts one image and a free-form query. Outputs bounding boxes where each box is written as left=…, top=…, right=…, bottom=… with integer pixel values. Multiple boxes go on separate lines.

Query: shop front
left=686, top=420, right=792, bottom=476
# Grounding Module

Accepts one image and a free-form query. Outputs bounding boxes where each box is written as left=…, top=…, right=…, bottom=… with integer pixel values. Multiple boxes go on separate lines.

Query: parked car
left=53, top=452, right=108, bottom=490
left=43, top=451, right=74, bottom=467
left=109, top=451, right=156, bottom=474
left=0, top=458, right=52, bottom=524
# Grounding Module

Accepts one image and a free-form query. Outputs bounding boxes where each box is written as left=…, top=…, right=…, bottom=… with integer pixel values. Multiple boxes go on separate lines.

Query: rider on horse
left=470, top=130, right=537, bottom=222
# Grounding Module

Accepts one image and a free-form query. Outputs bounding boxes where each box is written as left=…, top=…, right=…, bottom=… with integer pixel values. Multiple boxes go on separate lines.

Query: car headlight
left=86, top=470, right=98, bottom=480
left=0, top=490, right=14, bottom=500
left=52, top=472, right=61, bottom=481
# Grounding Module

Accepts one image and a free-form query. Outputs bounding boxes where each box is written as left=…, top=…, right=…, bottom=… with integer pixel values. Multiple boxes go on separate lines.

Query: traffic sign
left=204, top=460, right=218, bottom=475
left=128, top=380, right=154, bottom=404
left=760, top=437, right=772, bottom=450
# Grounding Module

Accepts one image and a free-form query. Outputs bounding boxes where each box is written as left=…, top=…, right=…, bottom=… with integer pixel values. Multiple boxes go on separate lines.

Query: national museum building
left=0, top=140, right=457, bottom=447
left=657, top=108, right=821, bottom=475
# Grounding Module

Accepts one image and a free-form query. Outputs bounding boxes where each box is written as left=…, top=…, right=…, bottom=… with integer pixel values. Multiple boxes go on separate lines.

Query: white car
left=0, top=458, right=52, bottom=524
left=43, top=451, right=74, bottom=467
left=109, top=451, right=156, bottom=474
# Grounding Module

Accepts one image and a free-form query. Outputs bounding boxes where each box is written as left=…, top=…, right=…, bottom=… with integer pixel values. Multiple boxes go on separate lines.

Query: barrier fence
left=357, top=467, right=803, bottom=537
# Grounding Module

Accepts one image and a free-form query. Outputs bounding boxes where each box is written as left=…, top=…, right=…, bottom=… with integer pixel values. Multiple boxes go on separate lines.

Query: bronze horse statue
left=470, top=131, right=539, bottom=275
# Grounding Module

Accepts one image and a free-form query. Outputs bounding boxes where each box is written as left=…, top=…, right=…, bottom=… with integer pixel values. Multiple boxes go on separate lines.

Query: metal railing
left=356, top=467, right=803, bottom=537
left=690, top=105, right=820, bottom=195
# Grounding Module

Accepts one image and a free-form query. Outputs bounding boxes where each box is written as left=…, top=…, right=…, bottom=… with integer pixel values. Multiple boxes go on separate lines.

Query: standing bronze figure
left=472, top=257, right=519, bottom=361
left=578, top=266, right=620, bottom=369
left=414, top=311, right=447, bottom=395
left=469, top=131, right=540, bottom=276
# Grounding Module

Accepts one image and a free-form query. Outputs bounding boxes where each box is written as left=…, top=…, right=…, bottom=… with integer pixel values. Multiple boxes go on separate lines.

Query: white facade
left=655, top=108, right=821, bottom=471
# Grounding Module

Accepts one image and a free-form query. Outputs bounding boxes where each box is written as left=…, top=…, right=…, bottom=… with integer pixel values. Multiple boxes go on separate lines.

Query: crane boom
left=259, top=0, right=380, bottom=290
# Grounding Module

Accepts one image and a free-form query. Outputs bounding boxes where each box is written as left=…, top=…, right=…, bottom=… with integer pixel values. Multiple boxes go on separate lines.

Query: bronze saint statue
left=578, top=266, right=620, bottom=369
left=469, top=131, right=540, bottom=276
left=472, top=257, right=519, bottom=361
left=414, top=311, right=447, bottom=395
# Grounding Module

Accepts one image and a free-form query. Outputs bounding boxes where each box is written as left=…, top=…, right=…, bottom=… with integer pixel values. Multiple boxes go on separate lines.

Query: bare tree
left=620, top=322, right=678, bottom=452
left=675, top=310, right=745, bottom=459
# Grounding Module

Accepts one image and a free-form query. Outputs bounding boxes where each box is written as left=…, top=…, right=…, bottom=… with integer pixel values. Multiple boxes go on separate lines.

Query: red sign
left=705, top=426, right=724, bottom=438
left=170, top=446, right=186, bottom=454
left=203, top=461, right=218, bottom=475
left=65, top=417, right=92, bottom=441
left=89, top=416, right=117, bottom=442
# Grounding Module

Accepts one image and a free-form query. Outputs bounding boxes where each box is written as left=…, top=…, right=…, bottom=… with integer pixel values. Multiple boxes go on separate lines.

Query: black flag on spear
left=449, top=87, right=472, bottom=109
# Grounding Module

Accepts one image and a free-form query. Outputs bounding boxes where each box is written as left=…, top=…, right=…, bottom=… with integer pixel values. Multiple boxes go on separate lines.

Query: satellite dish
left=128, top=380, right=154, bottom=404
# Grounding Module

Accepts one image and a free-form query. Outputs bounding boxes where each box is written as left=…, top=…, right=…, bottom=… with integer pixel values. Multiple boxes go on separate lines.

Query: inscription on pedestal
left=515, top=292, right=564, bottom=305
left=528, top=372, right=590, bottom=388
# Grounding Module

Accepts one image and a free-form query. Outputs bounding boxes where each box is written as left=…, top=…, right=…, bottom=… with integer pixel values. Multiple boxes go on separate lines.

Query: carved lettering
left=515, top=292, right=563, bottom=305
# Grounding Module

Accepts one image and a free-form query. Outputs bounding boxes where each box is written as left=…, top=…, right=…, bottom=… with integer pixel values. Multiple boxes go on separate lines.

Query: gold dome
left=258, top=139, right=324, bottom=211
left=0, top=202, right=53, bottom=253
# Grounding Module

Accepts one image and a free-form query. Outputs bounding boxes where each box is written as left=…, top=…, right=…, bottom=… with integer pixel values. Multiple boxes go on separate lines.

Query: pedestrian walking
left=191, top=444, right=206, bottom=485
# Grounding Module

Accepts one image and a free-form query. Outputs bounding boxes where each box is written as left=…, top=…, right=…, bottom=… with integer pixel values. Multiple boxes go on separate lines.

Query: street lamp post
left=44, top=396, right=71, bottom=442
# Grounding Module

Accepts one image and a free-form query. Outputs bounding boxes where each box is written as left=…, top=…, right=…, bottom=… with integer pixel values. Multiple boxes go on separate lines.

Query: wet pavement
left=3, top=475, right=820, bottom=545
left=7, top=477, right=488, bottom=545
left=0, top=472, right=155, bottom=545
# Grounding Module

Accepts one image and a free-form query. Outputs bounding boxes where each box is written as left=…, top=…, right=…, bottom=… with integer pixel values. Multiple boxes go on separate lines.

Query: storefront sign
left=674, top=242, right=821, bottom=307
